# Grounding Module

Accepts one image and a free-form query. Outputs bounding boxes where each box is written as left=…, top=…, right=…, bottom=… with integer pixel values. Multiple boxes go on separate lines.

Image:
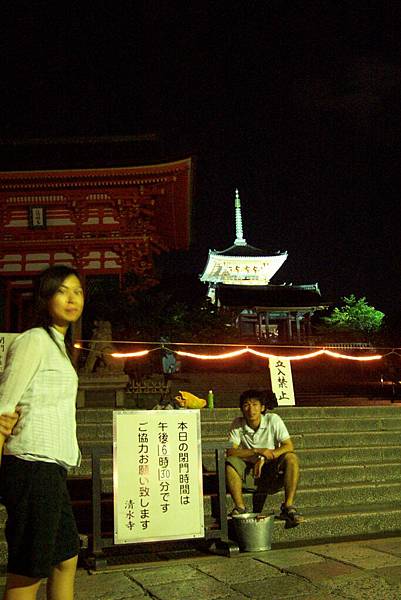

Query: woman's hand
left=0, top=411, right=19, bottom=436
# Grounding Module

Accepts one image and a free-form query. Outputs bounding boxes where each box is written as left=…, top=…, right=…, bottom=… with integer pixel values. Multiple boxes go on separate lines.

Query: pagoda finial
left=234, top=188, right=247, bottom=246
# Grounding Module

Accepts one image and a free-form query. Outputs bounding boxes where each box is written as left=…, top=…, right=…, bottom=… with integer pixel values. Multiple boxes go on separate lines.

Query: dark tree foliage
left=84, top=273, right=240, bottom=344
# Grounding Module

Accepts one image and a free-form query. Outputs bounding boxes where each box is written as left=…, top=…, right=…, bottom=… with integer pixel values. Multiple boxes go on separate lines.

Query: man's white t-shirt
left=228, top=412, right=290, bottom=460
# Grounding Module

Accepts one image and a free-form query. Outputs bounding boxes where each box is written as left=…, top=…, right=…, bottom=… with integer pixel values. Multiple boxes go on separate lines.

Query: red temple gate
left=0, top=158, right=193, bottom=331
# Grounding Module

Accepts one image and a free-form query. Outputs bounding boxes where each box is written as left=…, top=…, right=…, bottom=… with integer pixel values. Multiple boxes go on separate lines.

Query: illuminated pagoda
left=200, top=189, right=328, bottom=342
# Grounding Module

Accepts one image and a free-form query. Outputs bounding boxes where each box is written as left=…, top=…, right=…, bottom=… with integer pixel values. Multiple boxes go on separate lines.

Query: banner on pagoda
left=113, top=409, right=204, bottom=544
left=269, top=357, right=296, bottom=406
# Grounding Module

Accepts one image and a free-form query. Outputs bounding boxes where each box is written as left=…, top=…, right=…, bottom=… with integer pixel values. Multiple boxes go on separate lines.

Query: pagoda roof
left=216, top=283, right=329, bottom=310
left=212, top=243, right=287, bottom=258
left=201, top=190, right=288, bottom=285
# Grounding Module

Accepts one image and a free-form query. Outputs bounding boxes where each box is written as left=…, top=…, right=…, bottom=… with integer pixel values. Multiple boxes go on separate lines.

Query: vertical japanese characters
left=115, top=410, right=204, bottom=543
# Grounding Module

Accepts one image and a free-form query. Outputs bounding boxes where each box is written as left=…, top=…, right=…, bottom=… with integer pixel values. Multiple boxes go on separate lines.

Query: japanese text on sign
left=113, top=410, right=204, bottom=544
left=269, top=358, right=295, bottom=405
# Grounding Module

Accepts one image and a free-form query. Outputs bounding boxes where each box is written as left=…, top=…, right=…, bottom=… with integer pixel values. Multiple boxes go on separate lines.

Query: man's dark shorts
left=226, top=454, right=288, bottom=494
left=0, top=455, right=80, bottom=579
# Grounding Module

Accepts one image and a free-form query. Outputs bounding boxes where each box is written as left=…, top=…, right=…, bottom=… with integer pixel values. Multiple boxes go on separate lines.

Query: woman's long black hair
left=32, top=265, right=83, bottom=362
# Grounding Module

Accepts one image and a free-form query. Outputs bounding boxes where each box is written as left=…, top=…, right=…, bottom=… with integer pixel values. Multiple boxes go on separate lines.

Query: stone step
left=70, top=453, right=401, bottom=491
left=179, top=502, right=401, bottom=548
left=76, top=421, right=401, bottom=445
left=199, top=417, right=401, bottom=437
left=219, top=481, right=401, bottom=513
left=270, top=502, right=401, bottom=546
left=2, top=503, right=400, bottom=559
left=76, top=408, right=114, bottom=424
left=205, top=406, right=401, bottom=419
left=282, top=417, right=401, bottom=434
left=204, top=447, right=401, bottom=471
left=297, top=444, right=401, bottom=467
left=290, top=430, right=401, bottom=449
left=3, top=405, right=401, bottom=567
left=297, top=481, right=401, bottom=509
left=77, top=423, right=113, bottom=440
left=75, top=406, right=401, bottom=442
left=0, top=505, right=6, bottom=528
left=275, top=405, right=401, bottom=419
left=76, top=405, right=401, bottom=424
left=3, top=490, right=399, bottom=558
left=74, top=463, right=401, bottom=507
left=203, top=431, right=401, bottom=451
left=75, top=405, right=401, bottom=428
left=68, top=486, right=401, bottom=544
left=298, top=462, right=401, bottom=487
left=73, top=441, right=401, bottom=476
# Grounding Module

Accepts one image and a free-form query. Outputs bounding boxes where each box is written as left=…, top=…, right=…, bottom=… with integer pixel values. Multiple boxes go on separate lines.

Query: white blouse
left=0, top=327, right=81, bottom=469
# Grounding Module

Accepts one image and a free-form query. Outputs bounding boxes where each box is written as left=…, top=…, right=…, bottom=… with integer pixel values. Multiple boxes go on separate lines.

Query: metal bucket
left=232, top=513, right=275, bottom=552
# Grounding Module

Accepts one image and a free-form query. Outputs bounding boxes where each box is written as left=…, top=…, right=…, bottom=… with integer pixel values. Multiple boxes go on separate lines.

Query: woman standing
left=0, top=265, right=84, bottom=600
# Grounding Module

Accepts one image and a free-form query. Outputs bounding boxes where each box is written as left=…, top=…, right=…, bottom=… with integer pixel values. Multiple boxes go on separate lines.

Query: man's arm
left=270, top=437, right=294, bottom=459
left=226, top=444, right=262, bottom=460
left=227, top=438, right=294, bottom=461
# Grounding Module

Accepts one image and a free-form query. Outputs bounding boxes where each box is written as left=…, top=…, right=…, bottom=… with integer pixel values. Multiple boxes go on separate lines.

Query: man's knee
left=226, top=456, right=246, bottom=477
left=281, top=451, right=300, bottom=469
left=226, top=462, right=241, bottom=481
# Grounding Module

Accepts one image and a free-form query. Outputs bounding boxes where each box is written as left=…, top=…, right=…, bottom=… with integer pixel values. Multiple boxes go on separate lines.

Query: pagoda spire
left=234, top=188, right=247, bottom=246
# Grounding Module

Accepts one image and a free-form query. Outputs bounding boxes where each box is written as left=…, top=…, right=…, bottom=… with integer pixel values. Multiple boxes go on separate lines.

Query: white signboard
left=113, top=409, right=204, bottom=544
left=269, top=358, right=296, bottom=406
left=0, top=334, right=18, bottom=373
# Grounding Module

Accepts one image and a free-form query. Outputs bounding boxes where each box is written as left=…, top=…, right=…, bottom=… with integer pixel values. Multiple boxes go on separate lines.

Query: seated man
left=226, top=389, right=303, bottom=527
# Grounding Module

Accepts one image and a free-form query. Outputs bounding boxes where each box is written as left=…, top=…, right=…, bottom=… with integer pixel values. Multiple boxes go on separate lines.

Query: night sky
left=1, top=2, right=401, bottom=317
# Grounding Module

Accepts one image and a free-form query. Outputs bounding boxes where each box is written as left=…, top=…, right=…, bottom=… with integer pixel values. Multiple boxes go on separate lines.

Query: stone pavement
left=1, top=535, right=398, bottom=600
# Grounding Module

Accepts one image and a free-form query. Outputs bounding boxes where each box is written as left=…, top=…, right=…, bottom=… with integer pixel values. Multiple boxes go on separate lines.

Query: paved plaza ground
left=1, top=535, right=400, bottom=600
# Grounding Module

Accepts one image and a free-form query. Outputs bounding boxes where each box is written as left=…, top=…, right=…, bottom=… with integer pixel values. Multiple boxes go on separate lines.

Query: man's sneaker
left=229, top=506, right=249, bottom=517
left=278, top=504, right=304, bottom=528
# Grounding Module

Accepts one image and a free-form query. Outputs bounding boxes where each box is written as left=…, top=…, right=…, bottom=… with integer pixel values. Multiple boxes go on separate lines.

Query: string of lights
left=174, top=347, right=383, bottom=362
left=73, top=341, right=398, bottom=362
left=75, top=339, right=401, bottom=351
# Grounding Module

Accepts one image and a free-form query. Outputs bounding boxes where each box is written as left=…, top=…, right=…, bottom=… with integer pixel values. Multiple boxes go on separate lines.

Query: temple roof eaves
left=211, top=244, right=288, bottom=258
left=214, top=282, right=329, bottom=309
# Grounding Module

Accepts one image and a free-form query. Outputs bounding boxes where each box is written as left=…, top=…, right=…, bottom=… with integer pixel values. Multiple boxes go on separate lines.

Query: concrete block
left=130, top=571, right=238, bottom=600
left=233, top=574, right=319, bottom=599
left=287, top=558, right=361, bottom=582
left=306, top=543, right=401, bottom=569
left=255, top=548, right=327, bottom=568
left=127, top=564, right=206, bottom=587
left=195, top=556, right=282, bottom=583
left=317, top=572, right=401, bottom=599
